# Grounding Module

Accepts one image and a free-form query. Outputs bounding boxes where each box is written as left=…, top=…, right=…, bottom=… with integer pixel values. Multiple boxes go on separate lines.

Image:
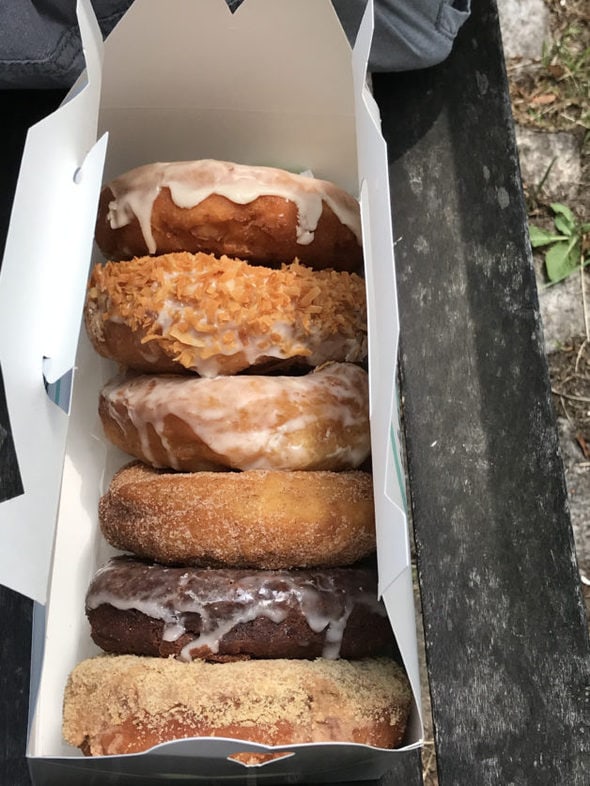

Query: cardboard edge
left=383, top=568, right=424, bottom=733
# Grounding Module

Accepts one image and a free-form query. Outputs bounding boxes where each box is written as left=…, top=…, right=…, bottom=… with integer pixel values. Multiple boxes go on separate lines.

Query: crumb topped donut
left=98, top=363, right=370, bottom=472
left=85, top=252, right=367, bottom=376
left=63, top=655, right=412, bottom=756
left=98, top=462, right=376, bottom=569
left=94, top=159, right=363, bottom=270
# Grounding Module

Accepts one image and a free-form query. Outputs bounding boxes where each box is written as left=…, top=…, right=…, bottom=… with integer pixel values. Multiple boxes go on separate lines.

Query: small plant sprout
left=530, top=203, right=590, bottom=284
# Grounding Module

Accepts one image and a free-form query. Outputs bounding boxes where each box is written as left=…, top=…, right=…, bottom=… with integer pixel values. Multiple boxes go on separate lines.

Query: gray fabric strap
left=333, top=0, right=471, bottom=71
left=0, top=0, right=471, bottom=88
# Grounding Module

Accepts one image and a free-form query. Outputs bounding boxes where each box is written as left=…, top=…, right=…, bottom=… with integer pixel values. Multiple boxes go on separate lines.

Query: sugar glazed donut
left=86, top=557, right=392, bottom=661
left=84, top=252, right=368, bottom=376
left=98, top=363, right=370, bottom=472
left=94, top=160, right=363, bottom=270
left=63, top=655, right=412, bottom=756
left=99, top=463, right=376, bottom=569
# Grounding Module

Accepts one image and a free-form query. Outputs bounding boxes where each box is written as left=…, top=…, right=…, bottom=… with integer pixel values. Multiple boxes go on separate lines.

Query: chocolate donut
left=95, top=160, right=363, bottom=270
left=86, top=557, right=393, bottom=662
left=98, top=363, right=370, bottom=472
left=85, top=253, right=367, bottom=376
left=63, top=655, right=412, bottom=756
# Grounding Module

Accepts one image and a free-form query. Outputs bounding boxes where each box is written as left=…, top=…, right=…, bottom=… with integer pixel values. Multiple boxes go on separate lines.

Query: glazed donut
left=63, top=655, right=412, bottom=756
left=94, top=160, right=363, bottom=271
left=86, top=557, right=392, bottom=661
left=98, top=363, right=370, bottom=472
left=85, top=253, right=367, bottom=376
left=99, top=462, right=375, bottom=568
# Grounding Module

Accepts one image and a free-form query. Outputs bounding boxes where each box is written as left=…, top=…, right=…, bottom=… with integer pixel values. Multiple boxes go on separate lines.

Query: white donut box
left=0, top=0, right=423, bottom=782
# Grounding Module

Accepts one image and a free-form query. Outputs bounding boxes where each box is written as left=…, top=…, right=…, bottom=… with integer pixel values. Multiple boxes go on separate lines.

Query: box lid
left=0, top=0, right=107, bottom=603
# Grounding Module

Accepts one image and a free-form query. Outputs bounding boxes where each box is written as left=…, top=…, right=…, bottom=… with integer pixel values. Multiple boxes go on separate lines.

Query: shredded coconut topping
left=87, top=252, right=367, bottom=376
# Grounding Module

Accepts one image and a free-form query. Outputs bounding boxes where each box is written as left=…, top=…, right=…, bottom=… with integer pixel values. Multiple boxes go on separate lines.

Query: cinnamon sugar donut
left=95, top=160, right=363, bottom=270
left=99, top=463, right=376, bottom=569
left=98, top=363, right=370, bottom=472
left=86, top=557, right=392, bottom=661
left=85, top=253, right=367, bottom=376
left=63, top=655, right=412, bottom=756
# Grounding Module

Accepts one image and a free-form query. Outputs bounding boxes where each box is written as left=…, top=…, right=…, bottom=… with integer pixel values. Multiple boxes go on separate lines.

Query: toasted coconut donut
left=86, top=557, right=392, bottom=661
left=98, top=462, right=376, bottom=569
left=98, top=363, right=370, bottom=472
left=85, top=253, right=367, bottom=376
left=95, top=160, right=363, bottom=271
left=63, top=655, right=412, bottom=756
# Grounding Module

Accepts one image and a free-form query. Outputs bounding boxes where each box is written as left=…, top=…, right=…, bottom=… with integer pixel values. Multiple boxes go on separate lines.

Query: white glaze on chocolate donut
left=86, top=558, right=389, bottom=661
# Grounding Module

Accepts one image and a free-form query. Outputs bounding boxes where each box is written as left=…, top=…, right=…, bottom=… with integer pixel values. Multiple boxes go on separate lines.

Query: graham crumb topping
left=63, top=656, right=411, bottom=750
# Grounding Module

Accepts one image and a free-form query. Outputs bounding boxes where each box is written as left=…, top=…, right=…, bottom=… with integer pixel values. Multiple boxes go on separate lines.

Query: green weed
left=530, top=202, right=590, bottom=283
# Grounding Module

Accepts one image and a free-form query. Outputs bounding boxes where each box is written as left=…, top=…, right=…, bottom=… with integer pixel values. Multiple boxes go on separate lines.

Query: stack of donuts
left=62, top=159, right=412, bottom=759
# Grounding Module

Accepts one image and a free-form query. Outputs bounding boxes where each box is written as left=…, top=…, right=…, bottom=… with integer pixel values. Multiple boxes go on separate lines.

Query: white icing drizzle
left=86, top=559, right=388, bottom=660
left=101, top=363, right=370, bottom=471
left=106, top=160, right=362, bottom=254
left=155, top=306, right=366, bottom=379
left=152, top=295, right=367, bottom=378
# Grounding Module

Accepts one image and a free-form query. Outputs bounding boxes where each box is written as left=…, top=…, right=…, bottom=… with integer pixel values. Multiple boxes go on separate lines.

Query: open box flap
left=353, top=3, right=413, bottom=610
left=354, top=0, right=421, bottom=723
left=0, top=0, right=106, bottom=603
left=98, top=0, right=358, bottom=190
left=383, top=566, right=424, bottom=728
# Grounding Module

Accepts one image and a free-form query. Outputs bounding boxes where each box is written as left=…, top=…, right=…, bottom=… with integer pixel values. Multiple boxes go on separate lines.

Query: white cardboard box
left=0, top=0, right=423, bottom=782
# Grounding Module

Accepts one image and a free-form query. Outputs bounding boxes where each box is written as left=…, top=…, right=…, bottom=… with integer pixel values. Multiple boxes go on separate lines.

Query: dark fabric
left=0, top=0, right=133, bottom=88
left=334, top=0, right=471, bottom=71
left=0, top=0, right=471, bottom=88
